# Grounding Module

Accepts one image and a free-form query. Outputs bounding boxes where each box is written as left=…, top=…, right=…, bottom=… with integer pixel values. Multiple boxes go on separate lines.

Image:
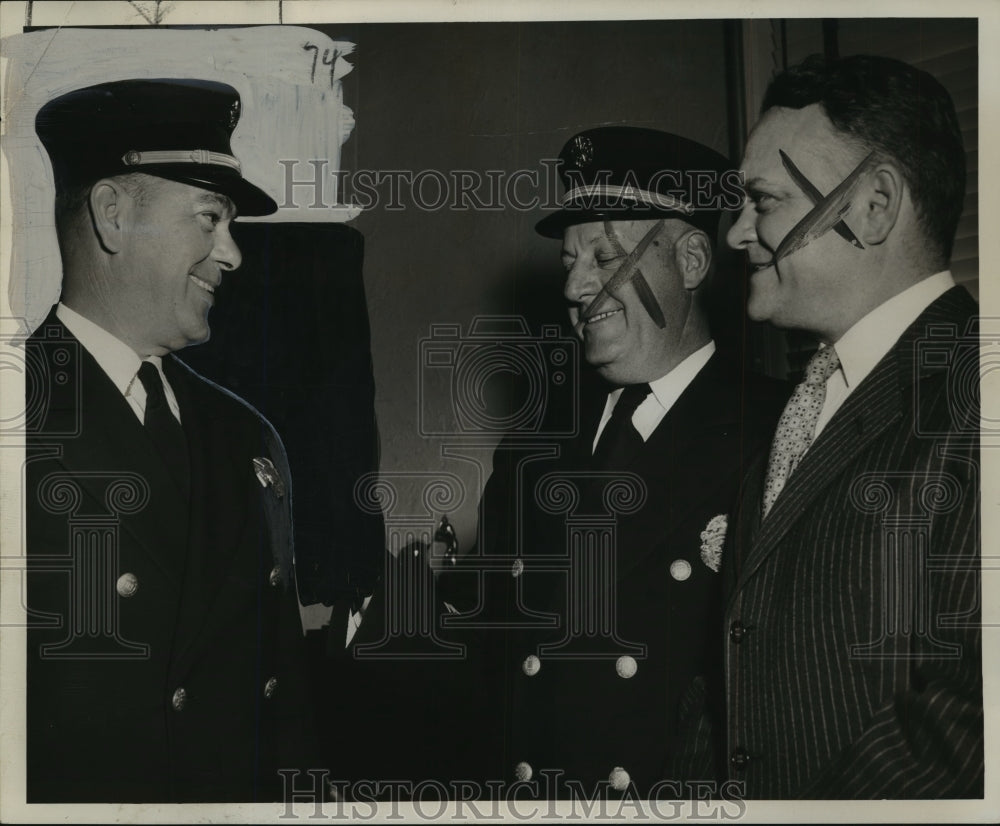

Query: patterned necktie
left=591, top=383, right=651, bottom=471
left=137, top=361, right=190, bottom=495
left=761, top=346, right=840, bottom=518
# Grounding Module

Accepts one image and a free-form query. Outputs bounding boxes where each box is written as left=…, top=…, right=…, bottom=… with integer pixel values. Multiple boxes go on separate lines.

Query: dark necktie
left=591, top=383, right=651, bottom=471
left=137, top=361, right=190, bottom=495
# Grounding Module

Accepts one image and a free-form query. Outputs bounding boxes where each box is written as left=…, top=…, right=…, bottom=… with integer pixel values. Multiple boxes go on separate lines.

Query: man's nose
left=563, top=260, right=601, bottom=306
left=212, top=223, right=242, bottom=271
left=726, top=203, right=757, bottom=250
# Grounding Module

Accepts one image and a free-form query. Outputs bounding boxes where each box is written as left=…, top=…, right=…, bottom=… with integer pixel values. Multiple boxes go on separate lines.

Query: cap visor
left=138, top=166, right=278, bottom=217
left=535, top=205, right=685, bottom=238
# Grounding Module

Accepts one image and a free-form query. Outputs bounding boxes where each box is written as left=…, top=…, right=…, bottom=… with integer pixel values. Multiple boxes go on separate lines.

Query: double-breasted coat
left=445, top=353, right=786, bottom=796
left=25, top=312, right=318, bottom=802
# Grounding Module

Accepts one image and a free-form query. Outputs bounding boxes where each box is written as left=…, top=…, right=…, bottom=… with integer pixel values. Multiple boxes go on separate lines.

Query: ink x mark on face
left=727, top=103, right=876, bottom=341
left=562, top=219, right=693, bottom=385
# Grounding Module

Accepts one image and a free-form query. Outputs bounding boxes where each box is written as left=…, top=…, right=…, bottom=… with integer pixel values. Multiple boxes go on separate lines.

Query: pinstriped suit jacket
left=722, top=286, right=983, bottom=798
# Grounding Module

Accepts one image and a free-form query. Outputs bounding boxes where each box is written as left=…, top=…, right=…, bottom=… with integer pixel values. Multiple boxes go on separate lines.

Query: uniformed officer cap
left=35, top=78, right=277, bottom=216
left=536, top=126, right=736, bottom=239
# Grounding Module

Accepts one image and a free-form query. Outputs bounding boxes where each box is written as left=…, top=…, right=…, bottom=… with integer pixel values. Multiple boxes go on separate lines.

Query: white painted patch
left=2, top=25, right=358, bottom=328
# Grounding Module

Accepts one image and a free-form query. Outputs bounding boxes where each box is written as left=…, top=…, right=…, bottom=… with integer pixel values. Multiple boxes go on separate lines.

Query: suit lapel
left=614, top=355, right=739, bottom=580
left=166, top=358, right=258, bottom=676
left=733, top=355, right=904, bottom=594
left=733, top=286, right=977, bottom=593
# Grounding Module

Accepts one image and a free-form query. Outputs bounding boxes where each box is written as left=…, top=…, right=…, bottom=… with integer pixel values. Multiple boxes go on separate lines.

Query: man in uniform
left=448, top=127, right=786, bottom=797
left=25, top=78, right=318, bottom=802
left=723, top=54, right=983, bottom=797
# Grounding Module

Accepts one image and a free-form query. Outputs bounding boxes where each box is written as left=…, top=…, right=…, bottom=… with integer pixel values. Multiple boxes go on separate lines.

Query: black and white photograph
left=0, top=0, right=995, bottom=821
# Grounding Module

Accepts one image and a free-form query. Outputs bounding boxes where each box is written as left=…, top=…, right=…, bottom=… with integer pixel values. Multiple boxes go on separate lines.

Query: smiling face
left=727, top=104, right=878, bottom=342
left=562, top=219, right=704, bottom=385
left=115, top=177, right=241, bottom=356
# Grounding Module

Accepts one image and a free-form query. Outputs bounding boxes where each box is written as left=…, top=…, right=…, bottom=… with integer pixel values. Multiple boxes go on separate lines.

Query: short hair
left=762, top=54, right=966, bottom=262
left=54, top=173, right=158, bottom=232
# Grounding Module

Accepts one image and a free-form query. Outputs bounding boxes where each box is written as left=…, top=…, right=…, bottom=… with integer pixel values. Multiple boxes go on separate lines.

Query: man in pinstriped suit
left=721, top=54, right=983, bottom=797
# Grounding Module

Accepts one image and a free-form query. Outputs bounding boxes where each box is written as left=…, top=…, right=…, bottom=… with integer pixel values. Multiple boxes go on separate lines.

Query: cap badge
left=228, top=99, right=241, bottom=129
left=569, top=135, right=594, bottom=169
left=253, top=456, right=286, bottom=498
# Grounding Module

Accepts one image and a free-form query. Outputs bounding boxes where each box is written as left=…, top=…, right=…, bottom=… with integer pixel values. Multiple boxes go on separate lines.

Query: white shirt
left=56, top=303, right=182, bottom=424
left=592, top=340, right=716, bottom=451
left=814, top=270, right=956, bottom=441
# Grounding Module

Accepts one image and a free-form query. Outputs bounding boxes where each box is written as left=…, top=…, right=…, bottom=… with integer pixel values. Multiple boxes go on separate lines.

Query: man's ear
left=673, top=229, right=712, bottom=290
left=857, top=163, right=904, bottom=246
left=88, top=179, right=128, bottom=254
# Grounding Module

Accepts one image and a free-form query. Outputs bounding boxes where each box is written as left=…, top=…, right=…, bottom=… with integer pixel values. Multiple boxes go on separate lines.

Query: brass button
left=609, top=766, right=630, bottom=791
left=730, top=748, right=750, bottom=770
left=171, top=687, right=187, bottom=711
left=264, top=676, right=278, bottom=699
left=514, top=761, right=532, bottom=781
left=522, top=655, right=541, bottom=677
left=116, top=572, right=139, bottom=598
left=511, top=559, right=524, bottom=578
left=730, top=621, right=747, bottom=643
left=615, top=655, right=638, bottom=679
left=269, top=566, right=282, bottom=587
left=669, top=559, right=692, bottom=581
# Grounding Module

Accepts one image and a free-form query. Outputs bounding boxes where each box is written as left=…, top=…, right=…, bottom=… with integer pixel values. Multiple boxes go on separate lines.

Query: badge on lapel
left=699, top=514, right=727, bottom=572
left=253, top=456, right=286, bottom=499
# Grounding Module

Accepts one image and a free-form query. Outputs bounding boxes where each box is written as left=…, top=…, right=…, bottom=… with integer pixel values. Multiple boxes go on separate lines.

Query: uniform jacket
left=721, top=286, right=983, bottom=798
left=447, top=353, right=787, bottom=796
left=25, top=312, right=318, bottom=803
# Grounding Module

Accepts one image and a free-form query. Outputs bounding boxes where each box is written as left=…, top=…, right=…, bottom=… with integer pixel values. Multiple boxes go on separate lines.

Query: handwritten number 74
left=303, top=43, right=341, bottom=87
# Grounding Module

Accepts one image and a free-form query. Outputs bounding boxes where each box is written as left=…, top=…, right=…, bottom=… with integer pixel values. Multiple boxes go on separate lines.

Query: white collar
left=833, top=271, right=955, bottom=388
left=56, top=303, right=153, bottom=397
left=645, top=340, right=716, bottom=411
left=596, top=340, right=716, bottom=449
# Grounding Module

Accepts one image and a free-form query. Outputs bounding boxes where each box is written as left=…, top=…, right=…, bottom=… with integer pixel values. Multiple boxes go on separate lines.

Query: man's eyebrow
left=743, top=177, right=773, bottom=194
left=561, top=232, right=612, bottom=254
left=195, top=192, right=237, bottom=215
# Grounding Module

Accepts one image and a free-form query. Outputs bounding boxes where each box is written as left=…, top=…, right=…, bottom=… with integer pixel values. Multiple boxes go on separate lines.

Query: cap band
left=562, top=184, right=695, bottom=215
left=121, top=149, right=242, bottom=173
